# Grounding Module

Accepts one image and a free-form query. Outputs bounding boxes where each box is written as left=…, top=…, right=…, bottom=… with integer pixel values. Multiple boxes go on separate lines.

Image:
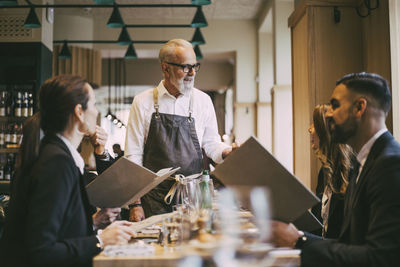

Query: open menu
left=86, top=157, right=180, bottom=208
left=212, top=136, right=320, bottom=224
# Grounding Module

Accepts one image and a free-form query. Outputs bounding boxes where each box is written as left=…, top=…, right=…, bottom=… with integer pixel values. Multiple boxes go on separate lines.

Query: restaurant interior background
left=1, top=0, right=400, bottom=194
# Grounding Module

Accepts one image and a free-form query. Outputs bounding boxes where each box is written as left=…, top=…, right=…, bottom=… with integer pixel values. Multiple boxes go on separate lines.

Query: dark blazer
left=0, top=135, right=101, bottom=267
left=301, top=132, right=400, bottom=267
left=311, top=168, right=345, bottom=239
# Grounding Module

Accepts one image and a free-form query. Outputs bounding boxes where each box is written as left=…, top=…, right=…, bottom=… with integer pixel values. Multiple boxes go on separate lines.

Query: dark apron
left=141, top=87, right=203, bottom=218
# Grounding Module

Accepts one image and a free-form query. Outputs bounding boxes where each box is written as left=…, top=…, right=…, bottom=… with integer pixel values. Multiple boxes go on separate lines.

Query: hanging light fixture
left=117, top=26, right=131, bottom=45
left=107, top=5, right=124, bottom=28
left=59, top=41, right=72, bottom=59
left=0, top=0, right=18, bottom=6
left=191, top=6, right=207, bottom=27
left=191, top=0, right=211, bottom=5
left=94, top=0, right=114, bottom=4
left=191, top=28, right=205, bottom=45
left=194, top=45, right=203, bottom=60
left=24, top=7, right=41, bottom=28
left=124, top=44, right=137, bottom=59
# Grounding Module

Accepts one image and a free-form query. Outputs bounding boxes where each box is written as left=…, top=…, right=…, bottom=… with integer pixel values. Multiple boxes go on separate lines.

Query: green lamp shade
left=191, top=6, right=208, bottom=28
left=191, top=28, right=205, bottom=45
left=107, top=6, right=124, bottom=28
left=59, top=42, right=72, bottom=59
left=94, top=0, right=114, bottom=4
left=124, top=44, right=137, bottom=59
left=24, top=8, right=41, bottom=28
left=117, top=27, right=131, bottom=45
left=191, top=0, right=211, bottom=5
left=0, top=0, right=18, bottom=6
left=194, top=45, right=203, bottom=60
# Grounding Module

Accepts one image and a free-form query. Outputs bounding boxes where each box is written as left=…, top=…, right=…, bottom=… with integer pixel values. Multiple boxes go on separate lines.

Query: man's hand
left=222, top=142, right=240, bottom=159
left=99, top=220, right=136, bottom=247
left=90, top=126, right=109, bottom=155
left=129, top=206, right=145, bottom=222
left=93, top=208, right=121, bottom=230
left=270, top=221, right=301, bottom=248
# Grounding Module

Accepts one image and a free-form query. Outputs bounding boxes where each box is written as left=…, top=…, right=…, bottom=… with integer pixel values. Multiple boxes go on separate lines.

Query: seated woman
left=309, top=104, right=355, bottom=238
left=0, top=75, right=135, bottom=267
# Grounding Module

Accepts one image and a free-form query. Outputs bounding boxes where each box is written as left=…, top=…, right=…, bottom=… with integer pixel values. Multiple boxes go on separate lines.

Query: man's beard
left=329, top=117, right=357, bottom=144
left=171, top=74, right=194, bottom=94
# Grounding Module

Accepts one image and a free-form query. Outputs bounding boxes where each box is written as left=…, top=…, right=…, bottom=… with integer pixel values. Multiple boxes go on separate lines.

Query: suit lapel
left=339, top=132, right=392, bottom=239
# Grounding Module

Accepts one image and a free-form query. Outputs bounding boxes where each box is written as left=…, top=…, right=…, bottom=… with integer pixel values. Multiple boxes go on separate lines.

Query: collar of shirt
left=158, top=80, right=192, bottom=100
left=56, top=133, right=85, bottom=175
left=356, top=128, right=387, bottom=177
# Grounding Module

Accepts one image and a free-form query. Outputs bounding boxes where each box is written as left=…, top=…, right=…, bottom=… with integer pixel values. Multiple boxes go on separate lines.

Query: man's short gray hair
left=159, top=39, right=193, bottom=63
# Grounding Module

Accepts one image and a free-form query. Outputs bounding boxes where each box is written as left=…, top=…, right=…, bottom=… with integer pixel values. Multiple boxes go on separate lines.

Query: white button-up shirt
left=355, top=128, right=387, bottom=183
left=56, top=133, right=85, bottom=175
left=125, top=80, right=229, bottom=166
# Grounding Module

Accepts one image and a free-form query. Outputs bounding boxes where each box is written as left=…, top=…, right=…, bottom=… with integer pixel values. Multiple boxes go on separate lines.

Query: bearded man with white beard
left=124, top=39, right=236, bottom=221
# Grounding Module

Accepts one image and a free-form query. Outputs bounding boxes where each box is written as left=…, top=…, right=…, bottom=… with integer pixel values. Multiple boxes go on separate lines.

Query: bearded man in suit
left=272, top=72, right=400, bottom=267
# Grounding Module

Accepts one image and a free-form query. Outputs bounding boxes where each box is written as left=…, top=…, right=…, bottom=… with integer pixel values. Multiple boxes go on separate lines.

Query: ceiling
left=51, top=0, right=266, bottom=20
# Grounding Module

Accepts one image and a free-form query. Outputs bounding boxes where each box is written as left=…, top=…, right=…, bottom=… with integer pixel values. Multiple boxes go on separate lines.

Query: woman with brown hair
left=0, top=75, right=135, bottom=267
left=309, top=104, right=355, bottom=238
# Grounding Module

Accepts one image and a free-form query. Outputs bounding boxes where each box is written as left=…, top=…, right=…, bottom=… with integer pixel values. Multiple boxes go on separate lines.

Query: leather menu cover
left=212, top=136, right=320, bottom=223
left=86, top=157, right=180, bottom=208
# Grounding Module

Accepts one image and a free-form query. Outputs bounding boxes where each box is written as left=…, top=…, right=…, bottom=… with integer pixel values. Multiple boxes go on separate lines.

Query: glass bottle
left=4, top=154, right=12, bottom=180
left=28, top=92, right=34, bottom=116
left=11, top=123, right=17, bottom=145
left=0, top=123, right=4, bottom=149
left=22, top=91, right=29, bottom=117
left=200, top=170, right=212, bottom=210
left=14, top=91, right=22, bottom=117
left=0, top=91, right=6, bottom=116
left=5, top=123, right=11, bottom=147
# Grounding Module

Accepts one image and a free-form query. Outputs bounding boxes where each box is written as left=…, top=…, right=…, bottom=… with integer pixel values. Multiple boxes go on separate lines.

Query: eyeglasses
left=165, top=62, right=201, bottom=73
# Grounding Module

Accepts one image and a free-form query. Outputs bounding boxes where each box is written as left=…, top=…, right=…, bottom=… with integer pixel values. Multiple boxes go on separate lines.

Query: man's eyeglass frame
left=165, top=62, right=201, bottom=73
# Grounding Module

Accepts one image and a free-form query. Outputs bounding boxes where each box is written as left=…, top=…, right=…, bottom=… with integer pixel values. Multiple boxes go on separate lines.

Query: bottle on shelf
left=0, top=91, right=7, bottom=117
left=5, top=123, right=11, bottom=147
left=11, top=123, right=18, bottom=145
left=22, top=91, right=29, bottom=117
left=0, top=123, right=4, bottom=149
left=6, top=88, right=15, bottom=117
left=17, top=123, right=23, bottom=145
left=28, top=92, right=34, bottom=116
left=14, top=91, right=22, bottom=117
left=4, top=154, right=13, bottom=180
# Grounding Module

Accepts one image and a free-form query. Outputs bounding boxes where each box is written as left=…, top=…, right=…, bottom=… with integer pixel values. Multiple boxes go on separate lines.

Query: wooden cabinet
left=289, top=0, right=391, bottom=191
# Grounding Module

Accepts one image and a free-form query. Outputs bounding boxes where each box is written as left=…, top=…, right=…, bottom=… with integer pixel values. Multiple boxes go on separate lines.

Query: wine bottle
left=28, top=92, right=34, bottom=116
left=14, top=91, right=22, bottom=117
left=22, top=91, right=29, bottom=117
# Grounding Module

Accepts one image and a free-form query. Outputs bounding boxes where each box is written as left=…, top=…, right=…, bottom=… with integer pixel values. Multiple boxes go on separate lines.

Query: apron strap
left=153, top=85, right=194, bottom=122
left=153, top=87, right=160, bottom=118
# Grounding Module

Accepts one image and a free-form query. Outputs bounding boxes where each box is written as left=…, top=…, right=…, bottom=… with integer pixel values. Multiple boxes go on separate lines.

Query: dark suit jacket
left=311, top=168, right=345, bottom=239
left=0, top=135, right=101, bottom=267
left=301, top=132, right=400, bottom=267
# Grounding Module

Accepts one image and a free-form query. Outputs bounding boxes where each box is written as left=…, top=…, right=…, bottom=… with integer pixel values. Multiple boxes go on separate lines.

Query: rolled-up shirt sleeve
left=201, top=95, right=230, bottom=164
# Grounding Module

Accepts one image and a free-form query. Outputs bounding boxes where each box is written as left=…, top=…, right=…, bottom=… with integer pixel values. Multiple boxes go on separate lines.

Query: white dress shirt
left=355, top=128, right=387, bottom=183
left=125, top=80, right=230, bottom=166
left=56, top=133, right=85, bottom=175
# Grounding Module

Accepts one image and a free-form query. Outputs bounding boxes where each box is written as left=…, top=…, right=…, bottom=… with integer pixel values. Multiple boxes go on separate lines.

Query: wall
left=54, top=14, right=94, bottom=49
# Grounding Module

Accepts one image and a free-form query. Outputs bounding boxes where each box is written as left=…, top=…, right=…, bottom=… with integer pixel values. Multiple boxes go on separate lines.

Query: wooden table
left=93, top=244, right=300, bottom=267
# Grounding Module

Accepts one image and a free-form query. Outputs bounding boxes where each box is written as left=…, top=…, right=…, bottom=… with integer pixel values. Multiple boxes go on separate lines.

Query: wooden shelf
left=0, top=180, right=10, bottom=194
left=0, top=148, right=19, bottom=154
left=0, top=116, right=28, bottom=123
